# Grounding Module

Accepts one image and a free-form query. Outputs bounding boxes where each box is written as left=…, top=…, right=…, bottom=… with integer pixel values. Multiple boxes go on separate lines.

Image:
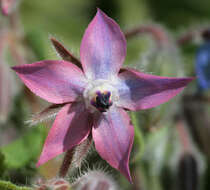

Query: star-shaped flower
left=12, top=9, right=193, bottom=182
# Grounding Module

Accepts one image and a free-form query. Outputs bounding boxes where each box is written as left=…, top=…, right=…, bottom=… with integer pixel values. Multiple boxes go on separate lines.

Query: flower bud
left=35, top=178, right=71, bottom=190
left=73, top=170, right=117, bottom=190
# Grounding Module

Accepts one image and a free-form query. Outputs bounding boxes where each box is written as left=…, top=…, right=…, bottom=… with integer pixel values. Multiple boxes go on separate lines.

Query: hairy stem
left=50, top=37, right=82, bottom=69
left=59, top=149, right=74, bottom=178
left=177, top=27, right=210, bottom=45
left=124, top=24, right=169, bottom=47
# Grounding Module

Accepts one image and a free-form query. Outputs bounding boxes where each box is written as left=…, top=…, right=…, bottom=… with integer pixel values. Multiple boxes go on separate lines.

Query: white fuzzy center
left=83, top=79, right=119, bottom=112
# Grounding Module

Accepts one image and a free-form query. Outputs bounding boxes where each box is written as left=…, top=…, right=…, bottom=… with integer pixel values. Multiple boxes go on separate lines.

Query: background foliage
left=0, top=0, right=210, bottom=189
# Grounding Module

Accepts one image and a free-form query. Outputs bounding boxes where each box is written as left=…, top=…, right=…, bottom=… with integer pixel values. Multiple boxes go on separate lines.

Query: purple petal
left=117, top=68, right=194, bottom=110
left=37, top=102, right=92, bottom=166
left=12, top=60, right=87, bottom=104
left=80, top=9, right=126, bottom=80
left=92, top=107, right=134, bottom=182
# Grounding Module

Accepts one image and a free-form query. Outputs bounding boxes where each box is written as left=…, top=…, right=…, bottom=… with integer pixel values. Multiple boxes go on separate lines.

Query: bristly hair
left=71, top=169, right=118, bottom=190
left=72, top=136, right=93, bottom=169
left=50, top=36, right=82, bottom=70
left=25, top=103, right=65, bottom=126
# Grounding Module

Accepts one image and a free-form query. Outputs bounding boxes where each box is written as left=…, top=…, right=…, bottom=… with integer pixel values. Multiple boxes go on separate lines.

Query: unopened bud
left=35, top=178, right=71, bottom=190
left=73, top=170, right=117, bottom=190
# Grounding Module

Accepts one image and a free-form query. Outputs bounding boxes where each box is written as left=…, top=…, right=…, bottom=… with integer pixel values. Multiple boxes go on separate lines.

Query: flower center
left=83, top=79, right=119, bottom=113
left=91, top=91, right=113, bottom=112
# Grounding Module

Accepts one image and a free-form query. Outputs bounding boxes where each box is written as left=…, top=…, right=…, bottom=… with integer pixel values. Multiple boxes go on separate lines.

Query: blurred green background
left=0, top=0, right=210, bottom=189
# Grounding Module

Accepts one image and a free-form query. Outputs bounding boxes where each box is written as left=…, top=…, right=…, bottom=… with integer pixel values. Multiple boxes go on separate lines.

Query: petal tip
left=36, top=160, right=41, bottom=168
left=11, top=65, right=23, bottom=74
left=182, top=76, right=196, bottom=86
left=96, top=8, right=103, bottom=15
left=36, top=154, right=49, bottom=167
left=11, top=66, right=17, bottom=71
left=123, top=168, right=133, bottom=183
left=95, top=8, right=111, bottom=24
left=96, top=7, right=101, bottom=12
left=11, top=65, right=26, bottom=72
left=189, top=76, right=196, bottom=81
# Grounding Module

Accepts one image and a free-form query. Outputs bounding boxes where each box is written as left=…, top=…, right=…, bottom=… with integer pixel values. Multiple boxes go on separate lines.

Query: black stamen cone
left=95, top=92, right=112, bottom=112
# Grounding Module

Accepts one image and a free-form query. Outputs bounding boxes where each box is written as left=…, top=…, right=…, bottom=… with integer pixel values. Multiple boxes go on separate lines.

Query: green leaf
left=1, top=126, right=46, bottom=169
left=0, top=180, right=32, bottom=190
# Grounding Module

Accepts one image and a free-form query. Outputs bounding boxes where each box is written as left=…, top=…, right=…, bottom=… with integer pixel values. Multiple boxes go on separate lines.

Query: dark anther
left=91, top=91, right=113, bottom=112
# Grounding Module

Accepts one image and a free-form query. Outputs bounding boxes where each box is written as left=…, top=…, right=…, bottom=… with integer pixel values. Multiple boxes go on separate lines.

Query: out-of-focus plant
left=0, top=180, right=32, bottom=190
left=0, top=0, right=18, bottom=16
left=1, top=0, right=210, bottom=189
left=196, top=30, right=210, bottom=92
left=179, top=28, right=210, bottom=162
left=0, top=0, right=27, bottom=124
left=0, top=31, right=13, bottom=123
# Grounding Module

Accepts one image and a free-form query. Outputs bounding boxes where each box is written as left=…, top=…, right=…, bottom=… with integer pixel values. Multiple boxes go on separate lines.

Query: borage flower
left=12, top=9, right=193, bottom=182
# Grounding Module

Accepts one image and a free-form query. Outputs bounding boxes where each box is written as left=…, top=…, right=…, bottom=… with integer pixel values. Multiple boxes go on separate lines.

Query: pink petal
left=37, top=102, right=92, bottom=166
left=12, top=60, right=87, bottom=104
left=92, top=107, right=134, bottom=182
left=117, top=68, right=194, bottom=110
left=80, top=9, right=126, bottom=80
